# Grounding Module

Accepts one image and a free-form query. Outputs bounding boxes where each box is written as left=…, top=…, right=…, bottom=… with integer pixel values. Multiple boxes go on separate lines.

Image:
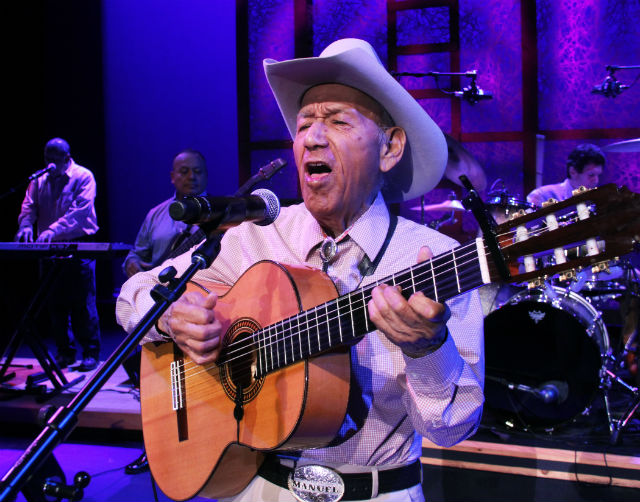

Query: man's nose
left=304, top=121, right=328, bottom=148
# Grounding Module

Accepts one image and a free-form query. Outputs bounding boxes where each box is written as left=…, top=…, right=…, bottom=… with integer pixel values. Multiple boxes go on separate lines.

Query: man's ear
left=380, top=127, right=406, bottom=174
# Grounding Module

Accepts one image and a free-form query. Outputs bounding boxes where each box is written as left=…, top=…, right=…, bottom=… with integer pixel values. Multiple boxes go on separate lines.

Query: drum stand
left=596, top=264, right=640, bottom=444
left=598, top=352, right=640, bottom=444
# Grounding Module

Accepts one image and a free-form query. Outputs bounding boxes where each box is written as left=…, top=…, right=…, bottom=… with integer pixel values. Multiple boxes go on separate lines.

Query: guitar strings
left=175, top=238, right=487, bottom=384
left=173, top=267, right=477, bottom=404
left=177, top=227, right=519, bottom=382
left=174, top=214, right=582, bottom=388
left=174, top=239, right=481, bottom=381
left=174, top=217, right=573, bottom=387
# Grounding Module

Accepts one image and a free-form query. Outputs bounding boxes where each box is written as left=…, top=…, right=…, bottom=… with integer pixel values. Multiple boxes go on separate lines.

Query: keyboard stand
left=0, top=259, right=85, bottom=401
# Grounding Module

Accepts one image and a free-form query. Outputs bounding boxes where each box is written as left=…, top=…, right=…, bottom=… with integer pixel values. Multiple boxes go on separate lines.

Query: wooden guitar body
left=140, top=261, right=351, bottom=500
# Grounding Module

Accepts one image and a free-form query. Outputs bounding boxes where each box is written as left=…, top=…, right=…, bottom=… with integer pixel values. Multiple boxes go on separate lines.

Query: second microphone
left=169, top=188, right=281, bottom=229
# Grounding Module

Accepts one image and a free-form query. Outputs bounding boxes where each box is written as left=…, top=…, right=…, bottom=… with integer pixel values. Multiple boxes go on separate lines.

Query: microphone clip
left=591, top=64, right=638, bottom=98
left=453, top=71, right=493, bottom=104
left=592, top=74, right=628, bottom=98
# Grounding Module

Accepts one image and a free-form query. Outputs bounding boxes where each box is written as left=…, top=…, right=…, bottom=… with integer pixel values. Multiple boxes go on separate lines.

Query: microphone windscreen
left=251, top=188, right=280, bottom=226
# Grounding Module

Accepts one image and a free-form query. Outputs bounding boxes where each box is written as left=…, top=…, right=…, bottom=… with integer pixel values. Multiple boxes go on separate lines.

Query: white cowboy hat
left=263, top=38, right=447, bottom=202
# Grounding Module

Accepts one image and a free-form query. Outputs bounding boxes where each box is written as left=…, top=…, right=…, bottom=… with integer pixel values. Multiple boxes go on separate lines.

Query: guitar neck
left=246, top=239, right=488, bottom=377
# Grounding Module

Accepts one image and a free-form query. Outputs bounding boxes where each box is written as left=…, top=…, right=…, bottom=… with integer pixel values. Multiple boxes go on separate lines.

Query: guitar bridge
left=170, top=360, right=184, bottom=411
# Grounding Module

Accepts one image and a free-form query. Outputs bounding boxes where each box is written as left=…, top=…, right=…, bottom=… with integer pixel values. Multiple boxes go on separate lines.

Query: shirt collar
left=297, top=192, right=390, bottom=262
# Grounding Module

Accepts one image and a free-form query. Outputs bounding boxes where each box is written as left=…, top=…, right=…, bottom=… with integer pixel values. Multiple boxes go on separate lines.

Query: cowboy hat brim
left=263, top=38, right=447, bottom=202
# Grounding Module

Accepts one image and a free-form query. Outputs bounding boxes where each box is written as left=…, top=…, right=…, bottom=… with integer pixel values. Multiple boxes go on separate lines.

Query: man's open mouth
left=306, top=162, right=332, bottom=176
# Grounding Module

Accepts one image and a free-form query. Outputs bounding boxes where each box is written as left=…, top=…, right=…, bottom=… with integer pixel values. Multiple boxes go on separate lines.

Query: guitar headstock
left=257, top=158, right=287, bottom=181
left=487, top=184, right=640, bottom=286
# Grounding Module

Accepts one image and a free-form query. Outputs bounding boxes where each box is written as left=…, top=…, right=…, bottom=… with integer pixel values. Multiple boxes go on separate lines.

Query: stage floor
left=1, top=332, right=639, bottom=501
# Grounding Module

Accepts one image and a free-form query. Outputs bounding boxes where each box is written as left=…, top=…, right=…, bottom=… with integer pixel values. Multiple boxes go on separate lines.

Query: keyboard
left=0, top=242, right=132, bottom=259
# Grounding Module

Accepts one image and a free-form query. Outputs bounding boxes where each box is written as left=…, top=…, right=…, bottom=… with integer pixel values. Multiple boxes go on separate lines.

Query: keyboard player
left=14, top=137, right=101, bottom=371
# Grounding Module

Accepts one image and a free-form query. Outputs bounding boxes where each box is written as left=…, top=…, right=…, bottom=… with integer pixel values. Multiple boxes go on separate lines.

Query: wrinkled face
left=171, top=152, right=208, bottom=198
left=293, top=84, right=393, bottom=235
left=570, top=162, right=603, bottom=189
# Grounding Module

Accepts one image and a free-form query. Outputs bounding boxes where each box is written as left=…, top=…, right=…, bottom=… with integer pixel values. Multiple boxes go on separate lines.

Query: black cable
left=151, top=472, right=160, bottom=502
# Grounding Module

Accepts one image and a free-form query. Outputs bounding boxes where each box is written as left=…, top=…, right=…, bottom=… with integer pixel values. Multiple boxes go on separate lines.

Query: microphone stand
left=0, top=220, right=227, bottom=501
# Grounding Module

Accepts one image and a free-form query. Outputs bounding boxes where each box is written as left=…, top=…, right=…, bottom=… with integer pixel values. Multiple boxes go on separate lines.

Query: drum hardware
left=603, top=137, right=640, bottom=153
left=598, top=358, right=640, bottom=445
left=408, top=194, right=466, bottom=214
left=421, top=199, right=466, bottom=212
left=409, top=193, right=466, bottom=230
left=484, top=180, right=536, bottom=226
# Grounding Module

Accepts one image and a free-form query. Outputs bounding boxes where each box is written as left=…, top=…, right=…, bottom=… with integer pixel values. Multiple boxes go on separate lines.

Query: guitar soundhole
left=220, top=318, right=264, bottom=404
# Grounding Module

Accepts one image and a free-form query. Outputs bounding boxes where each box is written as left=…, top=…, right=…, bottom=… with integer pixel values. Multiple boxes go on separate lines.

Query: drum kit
left=412, top=136, right=640, bottom=441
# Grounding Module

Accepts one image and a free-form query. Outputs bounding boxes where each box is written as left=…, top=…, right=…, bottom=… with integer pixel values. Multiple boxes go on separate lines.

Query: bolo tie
left=319, top=213, right=398, bottom=277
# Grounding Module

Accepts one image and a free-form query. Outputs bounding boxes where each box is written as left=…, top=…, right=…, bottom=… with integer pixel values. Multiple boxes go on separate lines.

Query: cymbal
left=603, top=138, right=640, bottom=152
left=409, top=199, right=466, bottom=212
left=443, top=134, right=487, bottom=191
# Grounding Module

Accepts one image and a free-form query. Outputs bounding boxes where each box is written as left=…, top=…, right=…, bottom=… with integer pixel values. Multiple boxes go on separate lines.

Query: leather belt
left=257, top=456, right=422, bottom=501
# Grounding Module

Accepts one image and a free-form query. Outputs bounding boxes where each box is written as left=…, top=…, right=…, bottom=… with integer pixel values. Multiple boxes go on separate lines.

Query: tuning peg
left=571, top=186, right=590, bottom=197
left=591, top=261, right=610, bottom=275
left=527, top=277, right=546, bottom=289
left=508, top=209, right=528, bottom=221
left=559, top=269, right=578, bottom=282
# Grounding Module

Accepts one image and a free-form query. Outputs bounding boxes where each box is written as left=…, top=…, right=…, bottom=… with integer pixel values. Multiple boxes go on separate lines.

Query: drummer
left=527, top=143, right=640, bottom=378
left=526, top=143, right=605, bottom=206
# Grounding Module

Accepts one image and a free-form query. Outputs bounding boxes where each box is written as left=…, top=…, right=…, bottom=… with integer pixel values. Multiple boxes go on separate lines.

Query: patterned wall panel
left=248, top=0, right=295, bottom=142
left=418, top=98, right=452, bottom=135
left=312, top=0, right=388, bottom=60
left=396, top=6, right=450, bottom=45
left=537, top=0, right=640, bottom=131
left=459, top=0, right=523, bottom=133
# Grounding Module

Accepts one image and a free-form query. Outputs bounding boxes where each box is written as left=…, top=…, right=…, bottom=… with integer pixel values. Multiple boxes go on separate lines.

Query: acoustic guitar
left=140, top=184, right=640, bottom=500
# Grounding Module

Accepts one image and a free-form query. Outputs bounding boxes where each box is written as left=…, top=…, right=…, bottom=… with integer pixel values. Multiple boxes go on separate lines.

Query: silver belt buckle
left=287, top=464, right=346, bottom=502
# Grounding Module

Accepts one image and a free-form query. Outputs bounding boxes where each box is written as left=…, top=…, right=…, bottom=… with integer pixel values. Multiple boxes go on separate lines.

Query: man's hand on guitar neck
left=158, top=291, right=223, bottom=365
left=368, top=245, right=450, bottom=358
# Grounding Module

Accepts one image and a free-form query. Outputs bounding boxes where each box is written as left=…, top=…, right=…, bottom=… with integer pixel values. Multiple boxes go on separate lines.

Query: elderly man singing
left=117, top=38, right=484, bottom=502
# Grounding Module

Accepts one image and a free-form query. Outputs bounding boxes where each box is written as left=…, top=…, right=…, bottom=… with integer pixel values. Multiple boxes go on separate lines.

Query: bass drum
left=484, top=286, right=609, bottom=432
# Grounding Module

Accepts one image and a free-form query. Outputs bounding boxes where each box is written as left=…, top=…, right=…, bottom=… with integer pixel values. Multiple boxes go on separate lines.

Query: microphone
left=169, top=188, right=281, bottom=228
left=28, top=163, right=56, bottom=181
left=591, top=75, right=628, bottom=98
left=488, top=375, right=569, bottom=405
left=533, top=381, right=569, bottom=404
